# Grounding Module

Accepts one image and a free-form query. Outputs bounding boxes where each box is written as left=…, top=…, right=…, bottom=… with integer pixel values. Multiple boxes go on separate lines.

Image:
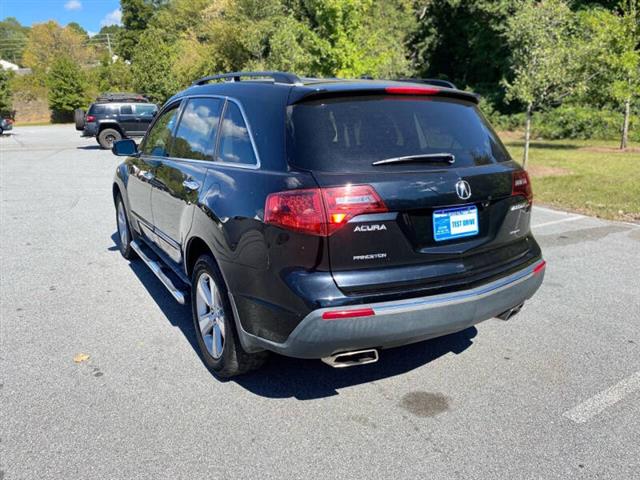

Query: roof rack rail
left=95, top=92, right=149, bottom=103
left=192, top=71, right=302, bottom=86
left=396, top=78, right=457, bottom=90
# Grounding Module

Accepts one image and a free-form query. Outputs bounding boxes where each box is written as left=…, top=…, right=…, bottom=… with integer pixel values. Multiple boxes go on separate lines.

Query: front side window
left=172, top=98, right=222, bottom=161
left=141, top=104, right=180, bottom=157
left=217, top=102, right=257, bottom=166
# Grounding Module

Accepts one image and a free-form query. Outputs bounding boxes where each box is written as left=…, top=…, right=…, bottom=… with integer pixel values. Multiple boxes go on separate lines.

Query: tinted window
left=120, top=105, right=133, bottom=115
left=88, top=105, right=105, bottom=115
left=172, top=98, right=222, bottom=161
left=136, top=104, right=157, bottom=117
left=217, top=102, right=257, bottom=165
left=141, top=105, right=179, bottom=157
left=286, top=96, right=511, bottom=172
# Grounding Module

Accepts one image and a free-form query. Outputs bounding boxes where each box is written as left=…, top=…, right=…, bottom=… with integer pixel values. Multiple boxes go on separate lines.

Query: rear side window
left=217, top=102, right=257, bottom=166
left=172, top=98, right=222, bottom=161
left=136, top=104, right=157, bottom=117
left=120, top=105, right=133, bottom=114
left=286, top=96, right=511, bottom=172
left=88, top=104, right=105, bottom=115
left=141, top=105, right=180, bottom=157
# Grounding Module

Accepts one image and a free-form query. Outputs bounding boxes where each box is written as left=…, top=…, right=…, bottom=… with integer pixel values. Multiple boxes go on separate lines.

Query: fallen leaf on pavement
left=73, top=353, right=90, bottom=363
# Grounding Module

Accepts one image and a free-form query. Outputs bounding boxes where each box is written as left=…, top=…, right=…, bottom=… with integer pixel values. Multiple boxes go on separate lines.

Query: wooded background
left=1, top=0, right=638, bottom=152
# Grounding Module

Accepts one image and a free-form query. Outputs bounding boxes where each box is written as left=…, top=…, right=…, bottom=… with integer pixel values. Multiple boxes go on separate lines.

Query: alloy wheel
left=196, top=273, right=225, bottom=359
left=117, top=200, right=128, bottom=248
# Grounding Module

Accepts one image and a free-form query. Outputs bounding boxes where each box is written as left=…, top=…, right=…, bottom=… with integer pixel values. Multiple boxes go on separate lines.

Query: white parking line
left=533, top=215, right=584, bottom=229
left=563, top=371, right=640, bottom=424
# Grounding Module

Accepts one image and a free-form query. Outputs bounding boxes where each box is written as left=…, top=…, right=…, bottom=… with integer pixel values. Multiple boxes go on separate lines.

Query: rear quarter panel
left=188, top=166, right=328, bottom=342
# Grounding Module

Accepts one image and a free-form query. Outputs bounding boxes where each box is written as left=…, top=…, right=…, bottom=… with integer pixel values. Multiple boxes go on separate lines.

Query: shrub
left=484, top=104, right=639, bottom=142
left=534, top=105, right=639, bottom=141
left=0, top=68, right=12, bottom=116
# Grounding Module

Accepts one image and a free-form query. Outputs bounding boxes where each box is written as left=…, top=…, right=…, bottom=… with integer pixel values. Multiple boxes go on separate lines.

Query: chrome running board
left=130, top=240, right=187, bottom=304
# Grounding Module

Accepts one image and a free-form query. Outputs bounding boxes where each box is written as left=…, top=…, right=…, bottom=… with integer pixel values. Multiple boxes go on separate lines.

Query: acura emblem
left=455, top=180, right=471, bottom=200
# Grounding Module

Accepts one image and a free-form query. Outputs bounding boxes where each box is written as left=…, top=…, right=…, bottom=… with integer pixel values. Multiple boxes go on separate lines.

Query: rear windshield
left=286, top=96, right=511, bottom=172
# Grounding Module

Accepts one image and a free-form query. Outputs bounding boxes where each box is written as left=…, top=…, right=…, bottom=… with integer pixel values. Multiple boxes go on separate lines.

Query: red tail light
left=86, top=115, right=96, bottom=122
left=265, top=185, right=388, bottom=236
left=264, top=188, right=326, bottom=236
left=385, top=86, right=440, bottom=95
left=533, top=260, right=546, bottom=276
left=6, top=119, right=13, bottom=125
left=321, top=185, right=387, bottom=235
left=512, top=170, right=533, bottom=204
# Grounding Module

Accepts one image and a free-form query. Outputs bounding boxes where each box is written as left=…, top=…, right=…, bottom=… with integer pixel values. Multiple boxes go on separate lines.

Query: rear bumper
left=82, top=123, right=97, bottom=137
left=239, top=259, right=545, bottom=358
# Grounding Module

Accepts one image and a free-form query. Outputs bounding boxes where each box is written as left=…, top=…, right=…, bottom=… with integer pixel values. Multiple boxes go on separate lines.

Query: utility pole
left=106, top=33, right=113, bottom=60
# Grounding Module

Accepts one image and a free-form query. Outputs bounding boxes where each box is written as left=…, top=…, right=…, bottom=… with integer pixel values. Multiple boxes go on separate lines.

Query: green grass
left=500, top=134, right=640, bottom=222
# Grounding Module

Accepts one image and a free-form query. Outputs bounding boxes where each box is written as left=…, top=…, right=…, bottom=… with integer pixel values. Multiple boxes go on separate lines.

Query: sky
left=1, top=0, right=122, bottom=36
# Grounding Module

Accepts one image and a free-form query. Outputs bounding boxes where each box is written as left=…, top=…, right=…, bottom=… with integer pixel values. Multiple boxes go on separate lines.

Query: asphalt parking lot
left=1, top=125, right=639, bottom=479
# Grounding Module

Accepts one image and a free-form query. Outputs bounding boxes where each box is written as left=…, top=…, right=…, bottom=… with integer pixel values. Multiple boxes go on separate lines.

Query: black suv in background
left=111, top=72, right=545, bottom=378
left=76, top=93, right=157, bottom=149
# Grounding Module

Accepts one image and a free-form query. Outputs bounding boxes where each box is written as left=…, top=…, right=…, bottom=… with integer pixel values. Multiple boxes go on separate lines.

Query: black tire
left=191, top=255, right=268, bottom=378
left=115, top=194, right=137, bottom=260
left=98, top=128, right=122, bottom=150
left=74, top=108, right=85, bottom=131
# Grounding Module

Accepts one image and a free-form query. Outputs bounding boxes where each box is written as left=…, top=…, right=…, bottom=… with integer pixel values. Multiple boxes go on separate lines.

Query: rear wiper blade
left=372, top=153, right=455, bottom=166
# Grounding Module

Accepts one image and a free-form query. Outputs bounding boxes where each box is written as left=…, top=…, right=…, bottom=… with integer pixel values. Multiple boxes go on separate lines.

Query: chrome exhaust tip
left=321, top=349, right=379, bottom=368
left=497, top=303, right=524, bottom=321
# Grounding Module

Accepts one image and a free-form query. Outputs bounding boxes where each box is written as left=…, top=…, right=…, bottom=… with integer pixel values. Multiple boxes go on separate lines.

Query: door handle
left=141, top=171, right=154, bottom=181
left=183, top=179, right=200, bottom=191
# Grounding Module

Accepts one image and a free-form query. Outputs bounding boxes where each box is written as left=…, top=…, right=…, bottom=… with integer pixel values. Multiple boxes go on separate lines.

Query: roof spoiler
left=289, top=85, right=480, bottom=105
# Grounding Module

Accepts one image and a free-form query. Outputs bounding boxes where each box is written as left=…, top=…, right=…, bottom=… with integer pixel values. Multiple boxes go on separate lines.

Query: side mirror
left=112, top=138, right=138, bottom=156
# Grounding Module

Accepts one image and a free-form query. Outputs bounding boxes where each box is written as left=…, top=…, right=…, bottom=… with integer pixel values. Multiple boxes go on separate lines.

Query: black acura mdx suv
left=112, top=72, right=545, bottom=377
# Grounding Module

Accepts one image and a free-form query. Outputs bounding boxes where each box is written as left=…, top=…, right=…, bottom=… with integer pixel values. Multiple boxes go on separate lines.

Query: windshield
left=286, top=96, right=511, bottom=172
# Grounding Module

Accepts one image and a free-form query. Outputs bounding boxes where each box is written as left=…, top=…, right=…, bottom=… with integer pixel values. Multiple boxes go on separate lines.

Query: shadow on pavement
left=111, top=232, right=479, bottom=400
left=236, top=327, right=477, bottom=400
left=77, top=145, right=102, bottom=150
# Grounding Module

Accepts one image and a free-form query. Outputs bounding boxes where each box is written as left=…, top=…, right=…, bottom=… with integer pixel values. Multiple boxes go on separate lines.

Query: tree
left=96, top=55, right=134, bottom=92
left=580, top=1, right=639, bottom=149
left=504, top=0, right=590, bottom=167
left=167, top=0, right=414, bottom=83
left=66, top=22, right=88, bottom=38
left=47, top=56, right=88, bottom=122
left=299, top=0, right=415, bottom=77
left=117, top=0, right=165, bottom=60
left=0, top=17, right=30, bottom=65
left=0, top=68, right=13, bottom=116
left=409, top=0, right=512, bottom=100
left=22, top=21, right=95, bottom=75
left=131, top=29, right=181, bottom=102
